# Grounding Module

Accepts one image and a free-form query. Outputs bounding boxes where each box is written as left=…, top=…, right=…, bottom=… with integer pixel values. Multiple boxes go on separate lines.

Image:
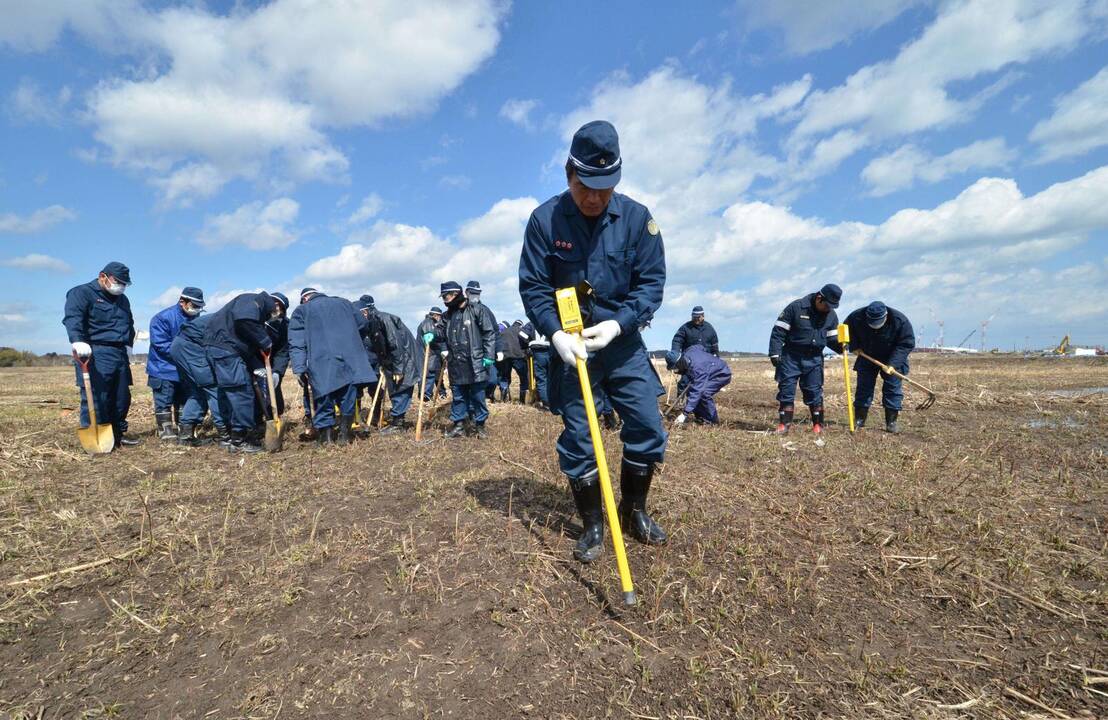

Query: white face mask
left=183, top=305, right=202, bottom=317
left=106, top=281, right=126, bottom=296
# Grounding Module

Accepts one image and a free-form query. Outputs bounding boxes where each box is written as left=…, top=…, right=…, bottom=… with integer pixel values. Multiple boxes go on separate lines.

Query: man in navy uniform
left=289, top=289, right=375, bottom=444
left=519, top=120, right=668, bottom=564
left=63, top=261, right=139, bottom=448
left=440, top=280, right=498, bottom=438
left=171, top=312, right=226, bottom=446
left=203, top=291, right=278, bottom=452
left=417, top=306, right=447, bottom=401
left=842, top=301, right=915, bottom=433
left=147, top=286, right=204, bottom=440
left=768, top=283, right=842, bottom=435
left=365, top=304, right=421, bottom=435
left=666, top=346, right=732, bottom=426
left=670, top=305, right=719, bottom=397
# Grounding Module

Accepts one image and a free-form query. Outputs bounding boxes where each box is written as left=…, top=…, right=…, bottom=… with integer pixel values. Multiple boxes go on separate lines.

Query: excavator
left=1053, top=335, right=1070, bottom=355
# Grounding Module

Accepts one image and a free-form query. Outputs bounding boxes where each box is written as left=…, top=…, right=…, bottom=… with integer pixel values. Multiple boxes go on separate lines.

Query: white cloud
left=1030, top=65, right=1108, bottom=162
left=738, top=0, right=929, bottom=55
left=862, top=137, right=1016, bottom=195
left=347, top=193, right=385, bottom=226
left=0, top=205, right=76, bottom=234
left=149, top=286, right=183, bottom=308
left=5, top=0, right=507, bottom=207
left=1, top=253, right=72, bottom=273
left=500, top=98, right=539, bottom=129
left=197, top=198, right=300, bottom=250
left=306, top=221, right=451, bottom=282
left=7, top=78, right=71, bottom=125
left=440, top=174, right=472, bottom=190
left=457, top=197, right=537, bottom=246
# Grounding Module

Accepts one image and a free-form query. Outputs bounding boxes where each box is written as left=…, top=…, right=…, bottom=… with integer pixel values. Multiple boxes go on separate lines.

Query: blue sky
left=2, top=0, right=1107, bottom=354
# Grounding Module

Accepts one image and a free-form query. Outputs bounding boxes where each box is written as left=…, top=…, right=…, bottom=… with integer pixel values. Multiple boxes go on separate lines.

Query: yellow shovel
left=73, top=352, right=115, bottom=454
left=261, top=352, right=283, bottom=451
left=526, top=354, right=539, bottom=405
left=556, top=287, right=636, bottom=606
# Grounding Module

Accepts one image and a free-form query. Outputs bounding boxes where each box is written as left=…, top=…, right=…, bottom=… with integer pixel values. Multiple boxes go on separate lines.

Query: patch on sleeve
left=647, top=218, right=659, bottom=236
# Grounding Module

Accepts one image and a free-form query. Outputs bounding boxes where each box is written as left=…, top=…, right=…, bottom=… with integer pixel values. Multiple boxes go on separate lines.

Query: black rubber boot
left=443, top=421, right=467, bottom=439
left=380, top=416, right=408, bottom=436
left=570, top=474, right=604, bottom=563
left=337, top=415, right=354, bottom=444
left=474, top=421, right=488, bottom=439
left=775, top=404, right=793, bottom=434
left=299, top=423, right=317, bottom=442
left=177, top=423, right=202, bottom=447
left=229, top=429, right=263, bottom=453
left=854, top=406, right=868, bottom=429
left=618, top=460, right=667, bottom=545
left=811, top=405, right=824, bottom=435
left=217, top=425, right=232, bottom=448
left=155, top=412, right=176, bottom=441
left=315, top=426, right=335, bottom=445
left=885, top=408, right=900, bottom=434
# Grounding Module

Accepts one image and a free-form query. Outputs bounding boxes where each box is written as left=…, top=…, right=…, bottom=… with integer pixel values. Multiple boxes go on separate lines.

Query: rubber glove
left=71, top=341, right=92, bottom=358
left=496, top=351, right=505, bottom=362
left=675, top=413, right=686, bottom=425
left=422, top=332, right=435, bottom=344
left=581, top=320, right=620, bottom=353
left=551, top=330, right=586, bottom=365
left=482, top=357, right=495, bottom=367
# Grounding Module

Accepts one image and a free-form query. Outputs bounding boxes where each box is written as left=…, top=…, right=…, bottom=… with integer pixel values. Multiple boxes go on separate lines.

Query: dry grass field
left=0, top=355, right=1105, bottom=719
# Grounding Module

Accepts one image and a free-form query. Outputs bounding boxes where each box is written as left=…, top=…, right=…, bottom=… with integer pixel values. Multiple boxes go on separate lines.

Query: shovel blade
left=77, top=423, right=115, bottom=455
left=264, top=419, right=282, bottom=452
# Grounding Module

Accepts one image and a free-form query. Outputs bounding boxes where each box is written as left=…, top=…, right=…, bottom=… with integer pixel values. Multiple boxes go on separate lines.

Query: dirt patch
left=0, top=356, right=1105, bottom=718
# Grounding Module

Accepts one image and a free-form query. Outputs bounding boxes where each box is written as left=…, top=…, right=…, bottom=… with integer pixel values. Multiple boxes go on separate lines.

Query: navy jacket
left=500, top=321, right=526, bottom=359
left=288, top=294, right=375, bottom=396
left=444, top=301, right=498, bottom=385
left=374, top=310, right=421, bottom=392
left=769, top=294, right=840, bottom=357
left=203, top=292, right=275, bottom=362
left=172, top=315, right=216, bottom=387
left=147, top=304, right=191, bottom=381
left=519, top=191, right=665, bottom=340
left=843, top=306, right=915, bottom=372
left=265, top=316, right=290, bottom=376
left=416, top=315, right=447, bottom=354
left=677, top=345, right=732, bottom=414
left=671, top=320, right=719, bottom=356
left=63, top=279, right=136, bottom=346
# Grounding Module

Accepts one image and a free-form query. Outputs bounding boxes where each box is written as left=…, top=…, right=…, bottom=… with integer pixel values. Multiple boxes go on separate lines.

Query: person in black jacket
left=842, top=301, right=915, bottom=433
left=768, top=283, right=843, bottom=435
left=369, top=307, right=421, bottom=434
left=416, top=307, right=447, bottom=401
left=670, top=305, right=720, bottom=396
left=440, top=280, right=497, bottom=438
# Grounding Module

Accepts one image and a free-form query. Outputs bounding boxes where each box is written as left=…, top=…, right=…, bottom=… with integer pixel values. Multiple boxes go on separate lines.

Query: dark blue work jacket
left=769, top=294, right=840, bottom=357
left=843, top=306, right=915, bottom=372
left=147, top=304, right=191, bottom=381
left=63, top=279, right=136, bottom=346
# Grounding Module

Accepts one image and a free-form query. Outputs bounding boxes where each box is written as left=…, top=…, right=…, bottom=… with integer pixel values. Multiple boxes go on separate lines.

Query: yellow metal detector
left=556, top=287, right=636, bottom=606
left=837, top=323, right=855, bottom=433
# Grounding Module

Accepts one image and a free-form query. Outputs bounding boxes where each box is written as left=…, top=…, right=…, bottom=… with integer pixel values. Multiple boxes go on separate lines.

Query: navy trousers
left=74, top=344, right=132, bottom=436
left=775, top=350, right=824, bottom=407
left=855, top=361, right=906, bottom=411
left=450, top=382, right=488, bottom=423
left=312, top=383, right=357, bottom=429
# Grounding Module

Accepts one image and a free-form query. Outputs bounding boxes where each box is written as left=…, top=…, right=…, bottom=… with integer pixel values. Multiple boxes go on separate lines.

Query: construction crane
left=928, top=307, right=945, bottom=348
left=955, top=328, right=976, bottom=349
left=980, top=313, right=996, bottom=353
left=1054, top=335, right=1070, bottom=354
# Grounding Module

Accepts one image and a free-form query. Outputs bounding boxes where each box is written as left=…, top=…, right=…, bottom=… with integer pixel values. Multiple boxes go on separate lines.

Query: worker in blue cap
left=147, top=286, right=205, bottom=440
left=666, top=346, right=732, bottom=425
left=440, top=280, right=498, bottom=438
left=670, top=305, right=719, bottom=397
left=519, top=119, right=669, bottom=564
left=768, top=283, right=843, bottom=435
left=63, top=261, right=139, bottom=448
left=170, top=311, right=226, bottom=446
left=842, top=301, right=915, bottom=433
left=416, top=306, right=447, bottom=401
left=251, top=291, right=290, bottom=429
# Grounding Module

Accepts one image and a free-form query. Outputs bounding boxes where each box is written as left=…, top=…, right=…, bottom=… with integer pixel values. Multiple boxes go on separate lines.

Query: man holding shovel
left=417, top=307, right=447, bottom=402
left=768, top=283, right=842, bottom=435
left=519, top=120, right=669, bottom=564
left=842, top=301, right=916, bottom=433
left=147, top=287, right=205, bottom=441
left=63, top=261, right=139, bottom=449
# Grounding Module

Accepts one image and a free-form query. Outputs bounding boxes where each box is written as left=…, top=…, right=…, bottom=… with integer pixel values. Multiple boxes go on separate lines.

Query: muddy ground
left=0, top=355, right=1105, bottom=719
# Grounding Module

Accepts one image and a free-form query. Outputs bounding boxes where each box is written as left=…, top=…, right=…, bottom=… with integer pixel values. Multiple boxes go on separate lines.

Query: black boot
left=336, top=415, right=354, bottom=444
left=885, top=408, right=900, bottom=434
left=618, top=460, right=667, bottom=545
left=443, top=421, right=467, bottom=439
left=474, top=421, right=488, bottom=439
left=217, top=425, right=232, bottom=448
left=810, top=405, right=824, bottom=435
left=229, top=429, right=264, bottom=453
left=775, top=404, right=793, bottom=434
left=177, top=423, right=202, bottom=447
left=315, top=426, right=335, bottom=445
left=155, top=411, right=176, bottom=441
left=380, top=416, right=408, bottom=436
left=854, top=406, right=868, bottom=429
left=298, top=423, right=318, bottom=442
left=569, top=474, right=604, bottom=563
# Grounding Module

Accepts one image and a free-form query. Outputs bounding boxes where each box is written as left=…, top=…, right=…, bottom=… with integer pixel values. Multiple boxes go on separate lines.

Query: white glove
left=551, top=330, right=586, bottom=365
left=675, top=413, right=686, bottom=425
left=272, top=372, right=281, bottom=386
left=71, top=341, right=92, bottom=358
left=440, top=350, right=449, bottom=359
left=253, top=368, right=267, bottom=378
left=581, top=320, right=621, bottom=353
left=496, top=351, right=505, bottom=362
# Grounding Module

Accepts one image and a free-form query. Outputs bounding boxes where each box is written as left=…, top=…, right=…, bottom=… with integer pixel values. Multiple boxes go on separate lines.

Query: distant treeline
left=0, top=348, right=73, bottom=367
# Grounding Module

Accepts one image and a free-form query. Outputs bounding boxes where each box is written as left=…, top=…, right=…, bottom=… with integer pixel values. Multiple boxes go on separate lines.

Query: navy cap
left=429, top=306, right=443, bottom=314
left=665, top=350, right=680, bottom=370
left=359, top=294, right=375, bottom=307
left=270, top=292, right=289, bottom=310
left=569, top=120, right=622, bottom=190
left=179, top=286, right=205, bottom=306
left=866, top=301, right=888, bottom=328
left=101, top=261, right=131, bottom=285
left=440, top=281, right=462, bottom=296
left=818, top=283, right=842, bottom=308
left=465, top=280, right=482, bottom=294
left=299, top=287, right=317, bottom=299
left=691, top=306, right=705, bottom=317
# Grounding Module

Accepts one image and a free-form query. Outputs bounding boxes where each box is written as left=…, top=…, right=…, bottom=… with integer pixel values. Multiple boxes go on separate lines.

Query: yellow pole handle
left=837, top=324, right=855, bottom=433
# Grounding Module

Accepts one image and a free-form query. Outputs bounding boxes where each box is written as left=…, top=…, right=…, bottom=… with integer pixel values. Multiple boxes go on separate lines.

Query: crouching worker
left=289, top=289, right=375, bottom=445
left=666, top=346, right=731, bottom=426
left=842, top=301, right=915, bottom=433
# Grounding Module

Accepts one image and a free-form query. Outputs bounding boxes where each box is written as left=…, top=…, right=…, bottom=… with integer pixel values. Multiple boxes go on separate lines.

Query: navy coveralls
left=147, top=304, right=191, bottom=415
left=843, top=306, right=915, bottom=411
left=768, top=294, right=840, bottom=408
left=170, top=315, right=225, bottom=428
left=63, top=279, right=136, bottom=438
left=203, top=293, right=274, bottom=433
left=519, top=191, right=667, bottom=480
left=671, top=319, right=719, bottom=395
left=679, top=345, right=732, bottom=424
